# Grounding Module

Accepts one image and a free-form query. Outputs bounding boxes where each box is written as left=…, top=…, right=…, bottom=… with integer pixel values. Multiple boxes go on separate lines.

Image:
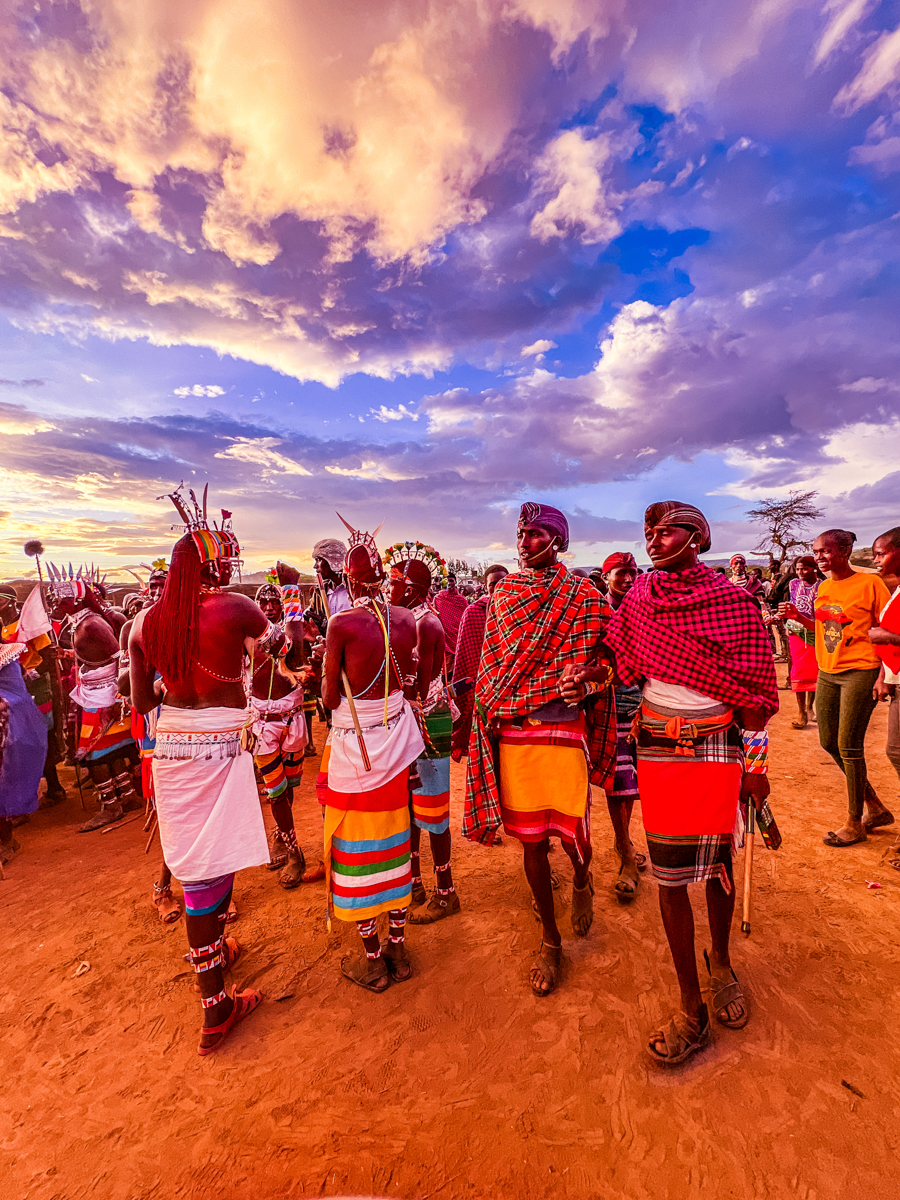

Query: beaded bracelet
left=281, top=584, right=303, bottom=621
left=742, top=729, right=769, bottom=774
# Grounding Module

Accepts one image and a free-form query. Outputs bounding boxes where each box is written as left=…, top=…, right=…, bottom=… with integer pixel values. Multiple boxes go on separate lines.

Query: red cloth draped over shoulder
left=451, top=595, right=489, bottom=756
left=433, top=589, right=468, bottom=652
left=463, top=563, right=616, bottom=844
left=605, top=564, right=778, bottom=720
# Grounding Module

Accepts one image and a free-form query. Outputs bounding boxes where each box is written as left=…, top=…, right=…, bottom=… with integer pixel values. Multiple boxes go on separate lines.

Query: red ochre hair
left=142, top=534, right=202, bottom=683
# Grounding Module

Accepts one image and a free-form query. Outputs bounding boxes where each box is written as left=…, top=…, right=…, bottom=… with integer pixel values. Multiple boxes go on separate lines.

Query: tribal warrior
left=318, top=518, right=424, bottom=992
left=47, top=570, right=139, bottom=831
left=386, top=541, right=460, bottom=924
left=251, top=575, right=324, bottom=888
left=463, top=503, right=616, bottom=996
left=607, top=501, right=778, bottom=1066
left=130, top=491, right=296, bottom=1054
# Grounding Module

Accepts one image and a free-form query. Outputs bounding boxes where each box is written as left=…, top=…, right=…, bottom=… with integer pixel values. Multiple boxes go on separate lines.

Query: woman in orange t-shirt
left=784, top=529, right=892, bottom=846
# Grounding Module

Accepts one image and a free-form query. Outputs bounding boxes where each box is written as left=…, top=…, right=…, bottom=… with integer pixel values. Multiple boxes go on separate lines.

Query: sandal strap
left=710, top=978, right=744, bottom=1011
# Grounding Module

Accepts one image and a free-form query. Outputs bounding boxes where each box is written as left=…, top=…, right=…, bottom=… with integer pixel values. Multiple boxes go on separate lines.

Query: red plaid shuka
left=606, top=564, right=779, bottom=720
left=451, top=595, right=489, bottom=756
left=433, top=589, right=468, bottom=653
left=463, top=564, right=616, bottom=843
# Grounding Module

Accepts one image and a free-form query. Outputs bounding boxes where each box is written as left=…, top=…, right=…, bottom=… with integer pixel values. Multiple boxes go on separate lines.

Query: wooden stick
left=741, top=804, right=756, bottom=937
left=317, top=573, right=372, bottom=772
left=144, top=816, right=159, bottom=855
left=100, top=811, right=143, bottom=835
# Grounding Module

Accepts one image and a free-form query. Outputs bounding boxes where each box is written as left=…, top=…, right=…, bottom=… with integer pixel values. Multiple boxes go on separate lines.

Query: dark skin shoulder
left=73, top=612, right=121, bottom=667
left=130, top=590, right=266, bottom=714
left=321, top=604, right=417, bottom=711
left=414, top=609, right=445, bottom=701
left=117, top=616, right=134, bottom=696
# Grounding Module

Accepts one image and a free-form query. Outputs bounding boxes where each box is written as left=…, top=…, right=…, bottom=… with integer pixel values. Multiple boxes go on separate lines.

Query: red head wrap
left=602, top=551, right=637, bottom=573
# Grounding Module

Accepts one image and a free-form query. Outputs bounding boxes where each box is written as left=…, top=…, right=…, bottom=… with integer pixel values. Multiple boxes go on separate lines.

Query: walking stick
left=741, top=803, right=756, bottom=937
left=316, top=573, right=372, bottom=772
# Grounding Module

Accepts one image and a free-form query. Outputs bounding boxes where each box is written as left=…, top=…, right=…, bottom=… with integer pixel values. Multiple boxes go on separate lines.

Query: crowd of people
left=2, top=489, right=899, bottom=1067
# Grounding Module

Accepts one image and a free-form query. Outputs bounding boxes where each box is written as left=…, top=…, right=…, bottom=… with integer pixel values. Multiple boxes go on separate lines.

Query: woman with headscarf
left=607, top=501, right=778, bottom=1066
left=783, top=529, right=893, bottom=846
left=777, top=555, right=820, bottom=729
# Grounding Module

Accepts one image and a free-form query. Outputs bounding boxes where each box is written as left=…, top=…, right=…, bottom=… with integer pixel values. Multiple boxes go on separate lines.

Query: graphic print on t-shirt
left=817, top=602, right=852, bottom=654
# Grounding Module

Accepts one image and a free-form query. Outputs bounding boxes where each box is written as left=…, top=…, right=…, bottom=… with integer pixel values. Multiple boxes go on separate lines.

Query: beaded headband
left=384, top=540, right=448, bottom=586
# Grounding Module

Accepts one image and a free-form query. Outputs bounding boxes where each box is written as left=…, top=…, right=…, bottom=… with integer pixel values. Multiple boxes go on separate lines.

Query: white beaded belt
left=154, top=728, right=244, bottom=761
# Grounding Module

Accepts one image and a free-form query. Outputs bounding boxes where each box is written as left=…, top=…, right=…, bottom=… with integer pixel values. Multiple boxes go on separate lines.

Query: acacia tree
left=746, top=490, right=824, bottom=573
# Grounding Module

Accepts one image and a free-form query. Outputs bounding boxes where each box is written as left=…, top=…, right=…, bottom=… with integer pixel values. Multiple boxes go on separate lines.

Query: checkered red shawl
left=605, top=564, right=778, bottom=720
left=463, top=564, right=616, bottom=843
left=433, top=589, right=468, bottom=652
left=451, top=596, right=488, bottom=755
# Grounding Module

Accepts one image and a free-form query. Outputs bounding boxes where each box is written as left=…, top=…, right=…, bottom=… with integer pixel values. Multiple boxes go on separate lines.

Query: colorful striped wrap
left=77, top=705, right=134, bottom=762
left=497, top=712, right=591, bottom=854
left=412, top=704, right=453, bottom=835
left=319, top=692, right=422, bottom=925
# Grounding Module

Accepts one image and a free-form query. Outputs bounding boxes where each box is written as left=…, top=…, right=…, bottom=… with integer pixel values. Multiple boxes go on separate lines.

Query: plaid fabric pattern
left=647, top=832, right=733, bottom=889
left=636, top=718, right=744, bottom=765
left=463, top=564, right=615, bottom=843
left=606, top=564, right=779, bottom=720
left=451, top=596, right=489, bottom=755
left=433, top=589, right=468, bottom=653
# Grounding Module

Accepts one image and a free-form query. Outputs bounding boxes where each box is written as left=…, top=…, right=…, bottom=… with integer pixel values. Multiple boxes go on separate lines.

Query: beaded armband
left=256, top=619, right=283, bottom=656
left=281, top=583, right=303, bottom=621
left=742, top=729, right=769, bottom=774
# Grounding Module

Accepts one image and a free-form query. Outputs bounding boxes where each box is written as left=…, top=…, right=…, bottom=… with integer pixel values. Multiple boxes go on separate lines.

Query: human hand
left=873, top=678, right=892, bottom=702
left=868, top=626, right=895, bottom=646
left=740, top=772, right=771, bottom=808
left=778, top=602, right=798, bottom=621
left=276, top=560, right=300, bottom=587
left=558, top=664, right=587, bottom=704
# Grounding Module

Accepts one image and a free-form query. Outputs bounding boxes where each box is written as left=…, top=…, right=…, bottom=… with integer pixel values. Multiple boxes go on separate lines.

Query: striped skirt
left=77, top=706, right=134, bottom=763
left=322, top=768, right=412, bottom=923
left=412, top=705, right=452, bottom=834
left=497, top=714, right=590, bottom=855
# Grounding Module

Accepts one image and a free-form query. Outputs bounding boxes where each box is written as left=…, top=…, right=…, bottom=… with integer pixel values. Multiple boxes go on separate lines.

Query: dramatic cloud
left=1, top=0, right=899, bottom=573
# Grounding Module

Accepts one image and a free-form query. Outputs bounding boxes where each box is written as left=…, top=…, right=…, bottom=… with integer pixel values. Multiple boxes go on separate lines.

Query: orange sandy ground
left=2, top=670, right=899, bottom=1200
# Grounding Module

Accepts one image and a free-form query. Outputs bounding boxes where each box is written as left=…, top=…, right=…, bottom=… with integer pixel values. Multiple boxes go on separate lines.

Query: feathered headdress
left=44, top=561, right=106, bottom=602
left=336, top=512, right=385, bottom=589
left=384, top=540, right=448, bottom=587
left=159, top=482, right=241, bottom=567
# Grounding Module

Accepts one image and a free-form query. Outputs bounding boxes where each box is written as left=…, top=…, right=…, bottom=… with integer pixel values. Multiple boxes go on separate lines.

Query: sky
left=1, top=0, right=899, bottom=580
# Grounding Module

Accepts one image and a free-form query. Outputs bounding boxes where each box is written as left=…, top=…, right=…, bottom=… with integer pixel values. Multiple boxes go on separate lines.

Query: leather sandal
left=571, top=872, right=594, bottom=937
left=197, top=986, right=263, bottom=1056
left=647, top=1004, right=711, bottom=1066
left=703, top=949, right=748, bottom=1029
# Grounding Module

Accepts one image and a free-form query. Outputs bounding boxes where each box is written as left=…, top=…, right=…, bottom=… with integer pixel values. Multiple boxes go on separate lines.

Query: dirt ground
left=2, top=666, right=899, bottom=1200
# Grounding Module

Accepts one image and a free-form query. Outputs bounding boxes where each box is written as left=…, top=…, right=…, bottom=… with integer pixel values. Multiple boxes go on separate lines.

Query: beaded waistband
left=154, top=728, right=244, bottom=761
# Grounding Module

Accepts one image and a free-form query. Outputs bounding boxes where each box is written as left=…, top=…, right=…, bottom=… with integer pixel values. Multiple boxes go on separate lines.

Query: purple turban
left=644, top=500, right=712, bottom=555
left=519, top=501, right=569, bottom=552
